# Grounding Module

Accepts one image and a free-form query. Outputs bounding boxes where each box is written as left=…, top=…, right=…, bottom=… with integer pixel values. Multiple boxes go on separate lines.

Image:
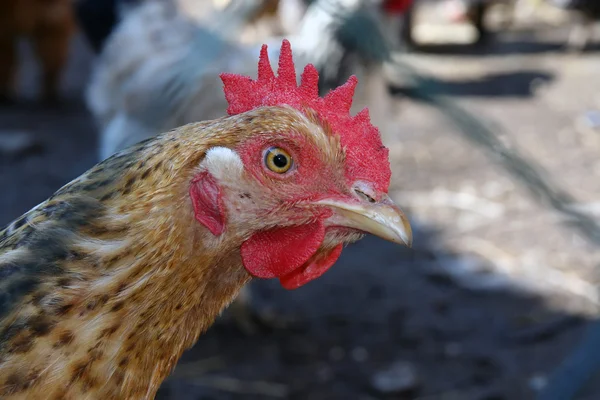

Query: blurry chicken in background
left=75, top=0, right=289, bottom=55
left=75, top=0, right=219, bottom=54
left=85, top=0, right=395, bottom=161
left=0, top=0, right=75, bottom=103
left=86, top=0, right=280, bottom=161
left=174, top=0, right=286, bottom=43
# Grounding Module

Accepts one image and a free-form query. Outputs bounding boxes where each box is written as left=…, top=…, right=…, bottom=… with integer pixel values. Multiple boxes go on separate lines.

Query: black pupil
left=272, top=153, right=288, bottom=168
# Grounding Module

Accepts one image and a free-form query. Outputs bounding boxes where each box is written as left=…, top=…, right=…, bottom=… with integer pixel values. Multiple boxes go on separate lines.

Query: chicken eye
left=264, top=147, right=292, bottom=174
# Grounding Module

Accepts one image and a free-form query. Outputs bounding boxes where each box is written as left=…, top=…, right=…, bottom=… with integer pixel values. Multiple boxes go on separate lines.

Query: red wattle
left=240, top=222, right=326, bottom=279
left=279, top=244, right=344, bottom=290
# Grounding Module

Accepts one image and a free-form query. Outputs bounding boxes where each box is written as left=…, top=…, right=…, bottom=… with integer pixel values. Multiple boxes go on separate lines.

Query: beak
left=317, top=194, right=413, bottom=247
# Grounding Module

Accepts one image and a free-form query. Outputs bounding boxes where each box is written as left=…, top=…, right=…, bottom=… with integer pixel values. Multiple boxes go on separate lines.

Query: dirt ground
left=1, top=6, right=600, bottom=400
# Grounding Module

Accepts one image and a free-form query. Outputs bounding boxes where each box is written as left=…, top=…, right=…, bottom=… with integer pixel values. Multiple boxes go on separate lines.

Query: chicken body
left=0, top=125, right=249, bottom=397
left=0, top=42, right=411, bottom=398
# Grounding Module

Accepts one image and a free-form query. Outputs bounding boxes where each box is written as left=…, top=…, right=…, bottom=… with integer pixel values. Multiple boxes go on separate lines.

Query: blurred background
left=1, top=0, right=600, bottom=398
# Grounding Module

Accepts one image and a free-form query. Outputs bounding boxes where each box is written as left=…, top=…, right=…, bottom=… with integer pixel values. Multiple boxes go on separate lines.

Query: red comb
left=220, top=39, right=391, bottom=193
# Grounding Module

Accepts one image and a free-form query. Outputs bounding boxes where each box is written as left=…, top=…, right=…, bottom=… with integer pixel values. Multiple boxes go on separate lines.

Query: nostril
left=352, top=181, right=381, bottom=203
left=353, top=187, right=377, bottom=203
left=352, top=181, right=379, bottom=203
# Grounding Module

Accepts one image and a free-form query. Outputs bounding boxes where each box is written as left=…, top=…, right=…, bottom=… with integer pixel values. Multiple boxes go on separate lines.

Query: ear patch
left=202, top=147, right=244, bottom=181
left=190, top=171, right=226, bottom=236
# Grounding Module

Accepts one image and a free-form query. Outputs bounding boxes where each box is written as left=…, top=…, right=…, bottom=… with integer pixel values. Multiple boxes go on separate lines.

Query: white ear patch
left=201, top=147, right=244, bottom=181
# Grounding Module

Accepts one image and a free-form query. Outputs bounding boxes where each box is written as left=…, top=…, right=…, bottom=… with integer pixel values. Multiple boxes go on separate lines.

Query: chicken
left=75, top=0, right=276, bottom=54
left=0, top=0, right=75, bottom=103
left=86, top=0, right=281, bottom=161
left=86, top=0, right=392, bottom=161
left=0, top=40, right=412, bottom=398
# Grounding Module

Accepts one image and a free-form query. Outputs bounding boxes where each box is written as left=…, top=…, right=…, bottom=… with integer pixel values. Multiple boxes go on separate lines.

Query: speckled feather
left=0, top=106, right=356, bottom=399
left=0, top=38, right=392, bottom=398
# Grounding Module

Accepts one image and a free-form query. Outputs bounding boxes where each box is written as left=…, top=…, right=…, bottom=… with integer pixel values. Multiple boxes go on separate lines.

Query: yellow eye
left=264, top=147, right=293, bottom=174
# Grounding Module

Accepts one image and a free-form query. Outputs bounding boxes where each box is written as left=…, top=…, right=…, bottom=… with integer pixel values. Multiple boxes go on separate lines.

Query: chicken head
left=189, top=40, right=412, bottom=289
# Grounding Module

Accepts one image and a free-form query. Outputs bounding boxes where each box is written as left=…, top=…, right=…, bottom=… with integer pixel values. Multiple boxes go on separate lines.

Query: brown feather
left=0, top=106, right=346, bottom=399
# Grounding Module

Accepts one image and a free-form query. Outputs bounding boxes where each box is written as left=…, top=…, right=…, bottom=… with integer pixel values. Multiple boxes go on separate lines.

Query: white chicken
left=87, top=0, right=394, bottom=161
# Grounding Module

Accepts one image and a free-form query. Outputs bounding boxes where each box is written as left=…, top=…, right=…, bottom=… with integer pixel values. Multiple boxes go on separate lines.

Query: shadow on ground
left=389, top=70, right=554, bottom=99
left=410, top=34, right=600, bottom=57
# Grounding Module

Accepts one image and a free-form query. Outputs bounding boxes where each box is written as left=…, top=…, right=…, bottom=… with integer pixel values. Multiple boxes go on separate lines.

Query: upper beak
left=317, top=194, right=413, bottom=247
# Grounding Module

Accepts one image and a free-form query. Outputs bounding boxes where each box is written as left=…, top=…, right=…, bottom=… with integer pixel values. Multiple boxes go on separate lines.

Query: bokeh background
left=1, top=0, right=600, bottom=398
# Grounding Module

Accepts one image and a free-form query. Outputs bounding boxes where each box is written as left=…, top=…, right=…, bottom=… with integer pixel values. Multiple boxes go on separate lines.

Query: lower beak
left=317, top=194, right=413, bottom=247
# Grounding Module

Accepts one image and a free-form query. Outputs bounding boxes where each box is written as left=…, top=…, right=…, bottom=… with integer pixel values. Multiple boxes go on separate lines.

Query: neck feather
left=0, top=126, right=250, bottom=398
